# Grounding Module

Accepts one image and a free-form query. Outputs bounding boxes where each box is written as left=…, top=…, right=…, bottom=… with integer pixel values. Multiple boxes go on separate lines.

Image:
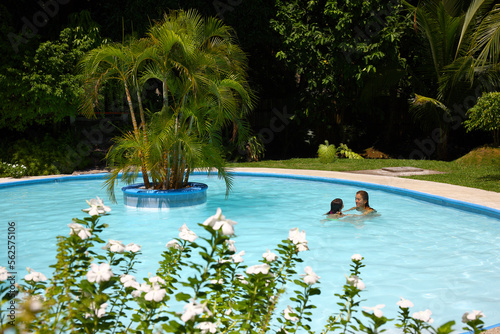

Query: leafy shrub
left=0, top=162, right=28, bottom=178
left=318, top=141, right=363, bottom=163
left=318, top=140, right=338, bottom=163
left=2, top=134, right=91, bottom=176
left=464, top=92, right=500, bottom=146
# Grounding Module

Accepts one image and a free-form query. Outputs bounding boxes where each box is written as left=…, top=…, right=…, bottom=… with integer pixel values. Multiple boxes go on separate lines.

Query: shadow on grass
left=477, top=174, right=500, bottom=182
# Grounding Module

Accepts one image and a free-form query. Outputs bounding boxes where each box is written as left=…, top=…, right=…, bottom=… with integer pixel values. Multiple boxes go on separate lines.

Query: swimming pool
left=1, top=172, right=499, bottom=332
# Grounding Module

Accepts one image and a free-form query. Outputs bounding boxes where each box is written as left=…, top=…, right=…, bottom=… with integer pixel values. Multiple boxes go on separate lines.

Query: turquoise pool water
left=1, top=173, right=499, bottom=332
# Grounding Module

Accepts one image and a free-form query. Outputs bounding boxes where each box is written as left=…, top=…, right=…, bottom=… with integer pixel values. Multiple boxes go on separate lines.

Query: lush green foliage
left=0, top=202, right=487, bottom=333
left=0, top=22, right=106, bottom=130
left=464, top=92, right=500, bottom=145
left=0, top=135, right=88, bottom=176
left=271, top=0, right=412, bottom=145
left=80, top=10, right=256, bottom=199
left=317, top=141, right=363, bottom=163
left=405, top=0, right=500, bottom=158
left=0, top=162, right=27, bottom=178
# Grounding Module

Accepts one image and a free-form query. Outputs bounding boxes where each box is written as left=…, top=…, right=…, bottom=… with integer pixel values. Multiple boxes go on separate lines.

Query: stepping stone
left=381, top=167, right=424, bottom=173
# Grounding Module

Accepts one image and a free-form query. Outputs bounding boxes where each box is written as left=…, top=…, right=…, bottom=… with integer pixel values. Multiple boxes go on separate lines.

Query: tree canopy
left=1, top=0, right=498, bottom=161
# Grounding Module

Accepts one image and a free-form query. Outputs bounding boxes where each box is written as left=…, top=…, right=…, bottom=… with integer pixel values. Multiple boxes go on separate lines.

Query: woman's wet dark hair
left=329, top=198, right=343, bottom=214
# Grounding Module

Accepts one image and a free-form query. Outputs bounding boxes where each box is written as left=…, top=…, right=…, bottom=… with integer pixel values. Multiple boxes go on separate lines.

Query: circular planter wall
left=122, top=182, right=208, bottom=208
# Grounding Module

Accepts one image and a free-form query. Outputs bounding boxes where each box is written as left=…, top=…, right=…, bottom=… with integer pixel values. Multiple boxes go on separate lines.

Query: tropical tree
left=79, top=38, right=154, bottom=188
left=95, top=10, right=256, bottom=200
left=271, top=0, right=411, bottom=148
left=463, top=91, right=500, bottom=145
left=0, top=18, right=105, bottom=130
left=405, top=0, right=500, bottom=158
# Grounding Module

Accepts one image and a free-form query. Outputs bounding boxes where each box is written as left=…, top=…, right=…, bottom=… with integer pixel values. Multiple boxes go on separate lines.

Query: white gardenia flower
left=202, top=208, right=238, bottom=235
left=83, top=196, right=111, bottom=216
left=27, top=297, right=43, bottom=312
left=145, top=283, right=167, bottom=302
left=102, top=240, right=126, bottom=253
left=462, top=310, right=485, bottom=323
left=351, top=254, right=363, bottom=261
left=301, top=266, right=320, bottom=285
left=397, top=297, right=414, bottom=309
left=166, top=240, right=182, bottom=249
left=149, top=276, right=165, bottom=285
left=288, top=228, right=307, bottom=245
left=86, top=263, right=113, bottom=284
left=196, top=321, right=217, bottom=334
left=120, top=274, right=137, bottom=288
left=263, top=249, right=278, bottom=262
left=413, top=309, right=434, bottom=324
left=125, top=243, right=141, bottom=252
left=246, top=264, right=271, bottom=275
left=181, top=300, right=212, bottom=323
left=131, top=282, right=152, bottom=298
left=225, top=240, right=237, bottom=252
left=213, top=219, right=238, bottom=236
left=95, top=302, right=108, bottom=318
left=86, top=302, right=108, bottom=318
left=235, top=274, right=248, bottom=285
left=296, top=242, right=309, bottom=252
left=210, top=279, right=223, bottom=284
left=203, top=208, right=225, bottom=227
left=288, top=228, right=308, bottom=251
left=0, top=267, right=9, bottom=281
left=346, top=275, right=365, bottom=290
left=24, top=268, right=47, bottom=282
left=284, top=305, right=298, bottom=322
left=231, top=251, right=245, bottom=263
left=68, top=222, right=92, bottom=240
left=362, top=304, right=385, bottom=318
left=179, top=224, right=198, bottom=242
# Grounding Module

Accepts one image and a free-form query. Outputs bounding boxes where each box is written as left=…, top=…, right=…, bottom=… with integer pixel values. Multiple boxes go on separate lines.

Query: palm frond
left=409, top=94, right=450, bottom=130
left=469, top=4, right=500, bottom=69
left=455, top=0, right=497, bottom=57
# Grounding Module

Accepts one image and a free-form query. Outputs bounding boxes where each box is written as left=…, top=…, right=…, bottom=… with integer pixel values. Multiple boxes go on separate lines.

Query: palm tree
left=405, top=0, right=500, bottom=158
left=101, top=10, right=256, bottom=199
left=79, top=39, right=152, bottom=188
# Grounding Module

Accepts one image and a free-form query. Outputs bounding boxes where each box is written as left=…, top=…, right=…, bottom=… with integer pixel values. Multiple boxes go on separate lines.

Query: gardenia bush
left=0, top=162, right=28, bottom=178
left=0, top=198, right=488, bottom=333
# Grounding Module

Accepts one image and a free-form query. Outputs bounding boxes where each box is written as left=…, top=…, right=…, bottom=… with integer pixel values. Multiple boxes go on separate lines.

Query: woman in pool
left=345, top=190, right=376, bottom=215
left=325, top=198, right=345, bottom=218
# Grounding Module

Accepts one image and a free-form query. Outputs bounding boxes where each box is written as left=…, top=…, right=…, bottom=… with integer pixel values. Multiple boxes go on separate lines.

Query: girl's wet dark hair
left=329, top=198, right=343, bottom=214
left=357, top=190, right=371, bottom=208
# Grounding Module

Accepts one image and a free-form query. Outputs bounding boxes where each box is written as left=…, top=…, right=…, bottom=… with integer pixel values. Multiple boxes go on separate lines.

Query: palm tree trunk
left=169, top=146, right=177, bottom=189
left=183, top=165, right=190, bottom=188
left=124, top=82, right=150, bottom=188
left=163, top=79, right=169, bottom=111
left=164, top=151, right=170, bottom=190
left=135, top=80, right=149, bottom=146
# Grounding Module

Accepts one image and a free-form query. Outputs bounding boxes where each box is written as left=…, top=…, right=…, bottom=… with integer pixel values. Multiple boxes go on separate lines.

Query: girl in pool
left=345, top=190, right=376, bottom=215
left=325, top=198, right=345, bottom=218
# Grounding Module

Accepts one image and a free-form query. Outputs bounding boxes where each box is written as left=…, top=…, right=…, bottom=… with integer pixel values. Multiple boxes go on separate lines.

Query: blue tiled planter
left=121, top=182, right=208, bottom=208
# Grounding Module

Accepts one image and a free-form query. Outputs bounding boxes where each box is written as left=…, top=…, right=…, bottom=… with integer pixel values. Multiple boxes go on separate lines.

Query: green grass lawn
left=227, top=158, right=500, bottom=193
